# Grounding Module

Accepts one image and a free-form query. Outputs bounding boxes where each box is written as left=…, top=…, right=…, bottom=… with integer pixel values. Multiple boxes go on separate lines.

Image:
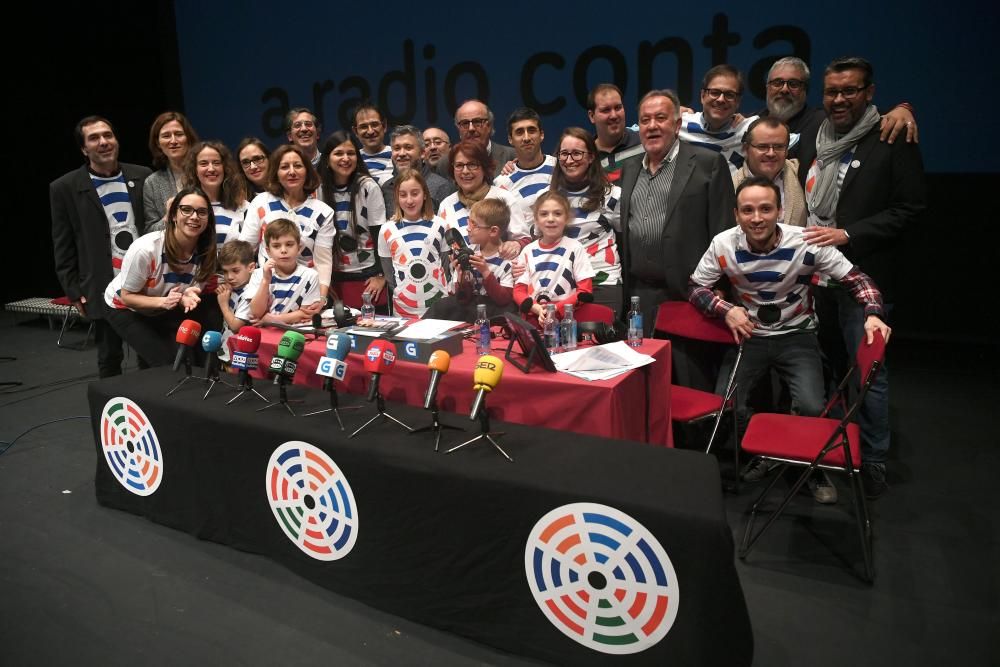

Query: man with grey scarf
left=797, top=56, right=926, bottom=500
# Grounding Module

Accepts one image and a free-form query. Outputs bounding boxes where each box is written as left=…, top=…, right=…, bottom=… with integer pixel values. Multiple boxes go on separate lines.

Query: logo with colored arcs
left=266, top=441, right=358, bottom=561
left=99, top=397, right=163, bottom=496
left=525, top=503, right=679, bottom=654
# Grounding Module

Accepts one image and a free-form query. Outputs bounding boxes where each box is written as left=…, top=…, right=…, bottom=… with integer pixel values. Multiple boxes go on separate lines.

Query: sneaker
left=807, top=471, right=838, bottom=504
left=741, top=457, right=778, bottom=482
left=861, top=463, right=888, bottom=499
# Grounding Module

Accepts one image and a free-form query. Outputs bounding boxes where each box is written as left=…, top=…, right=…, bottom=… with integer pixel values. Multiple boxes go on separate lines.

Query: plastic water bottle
left=561, top=303, right=577, bottom=351
left=543, top=303, right=560, bottom=352
left=361, top=291, right=375, bottom=325
left=627, top=296, right=643, bottom=348
left=475, top=303, right=490, bottom=355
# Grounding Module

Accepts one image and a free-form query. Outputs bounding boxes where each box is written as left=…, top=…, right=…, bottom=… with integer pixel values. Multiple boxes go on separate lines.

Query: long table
left=255, top=327, right=673, bottom=446
left=90, top=369, right=752, bottom=666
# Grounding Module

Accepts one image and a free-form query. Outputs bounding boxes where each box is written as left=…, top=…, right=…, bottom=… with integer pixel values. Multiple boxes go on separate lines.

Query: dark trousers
left=95, top=318, right=125, bottom=378
left=104, top=300, right=223, bottom=369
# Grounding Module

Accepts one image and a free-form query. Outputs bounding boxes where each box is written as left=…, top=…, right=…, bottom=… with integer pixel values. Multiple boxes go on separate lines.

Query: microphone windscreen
left=277, top=331, right=307, bottom=361
left=326, top=332, right=352, bottom=362
left=201, top=331, right=223, bottom=352
left=472, top=355, right=503, bottom=392
left=379, top=341, right=397, bottom=373
left=428, top=350, right=451, bottom=374
left=176, top=319, right=202, bottom=346
left=234, top=326, right=262, bottom=353
left=364, top=341, right=385, bottom=374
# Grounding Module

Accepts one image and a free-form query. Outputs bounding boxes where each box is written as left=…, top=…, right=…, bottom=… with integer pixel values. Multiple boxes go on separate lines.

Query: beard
left=767, top=95, right=806, bottom=121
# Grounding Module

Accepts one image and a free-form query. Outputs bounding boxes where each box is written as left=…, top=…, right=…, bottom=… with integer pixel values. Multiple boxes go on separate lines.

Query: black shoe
left=741, top=457, right=779, bottom=482
left=806, top=471, right=838, bottom=504
left=861, top=463, right=888, bottom=499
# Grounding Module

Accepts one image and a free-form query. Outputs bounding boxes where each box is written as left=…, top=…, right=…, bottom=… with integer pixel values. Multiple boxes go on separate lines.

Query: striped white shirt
left=493, top=155, right=556, bottom=229
left=91, top=172, right=139, bottom=275
left=104, top=231, right=203, bottom=310
left=328, top=177, right=386, bottom=275
left=212, top=200, right=248, bottom=247
left=437, top=186, right=529, bottom=245
left=377, top=217, right=450, bottom=318
left=680, top=112, right=757, bottom=176
left=239, top=192, right=336, bottom=284
left=515, top=236, right=596, bottom=302
left=253, top=264, right=322, bottom=315
left=560, top=184, right=622, bottom=286
left=361, top=146, right=394, bottom=185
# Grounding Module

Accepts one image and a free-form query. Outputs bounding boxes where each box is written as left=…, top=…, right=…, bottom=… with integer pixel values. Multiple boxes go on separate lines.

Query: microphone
left=423, top=350, right=451, bottom=410
left=363, top=340, right=397, bottom=402
left=470, top=355, right=503, bottom=420
left=316, top=331, right=351, bottom=388
left=172, top=319, right=202, bottom=372
left=200, top=330, right=223, bottom=379
left=230, top=326, right=262, bottom=374
left=269, top=330, right=307, bottom=381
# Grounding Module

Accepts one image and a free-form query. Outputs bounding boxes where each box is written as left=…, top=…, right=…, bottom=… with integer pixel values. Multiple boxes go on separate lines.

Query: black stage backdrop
left=89, top=368, right=753, bottom=665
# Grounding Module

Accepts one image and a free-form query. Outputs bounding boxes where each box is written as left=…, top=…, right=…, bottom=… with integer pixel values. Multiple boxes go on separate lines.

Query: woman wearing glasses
left=436, top=140, right=527, bottom=258
left=103, top=187, right=222, bottom=367
left=317, top=131, right=388, bottom=310
left=182, top=141, right=249, bottom=246
left=143, top=111, right=200, bottom=231
left=239, top=144, right=336, bottom=301
left=236, top=137, right=270, bottom=196
left=548, top=127, right=623, bottom=314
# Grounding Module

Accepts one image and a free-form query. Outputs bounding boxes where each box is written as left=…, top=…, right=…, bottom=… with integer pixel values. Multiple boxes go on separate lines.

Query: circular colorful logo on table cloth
left=99, top=397, right=163, bottom=496
left=266, top=441, right=358, bottom=561
left=525, top=503, right=679, bottom=654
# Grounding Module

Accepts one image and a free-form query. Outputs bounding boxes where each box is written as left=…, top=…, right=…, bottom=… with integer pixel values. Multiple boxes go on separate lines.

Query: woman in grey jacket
left=142, top=111, right=199, bottom=231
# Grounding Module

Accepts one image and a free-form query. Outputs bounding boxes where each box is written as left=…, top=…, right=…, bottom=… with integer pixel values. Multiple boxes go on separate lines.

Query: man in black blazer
left=798, top=57, right=926, bottom=498
left=50, top=116, right=151, bottom=377
left=619, top=89, right=736, bottom=389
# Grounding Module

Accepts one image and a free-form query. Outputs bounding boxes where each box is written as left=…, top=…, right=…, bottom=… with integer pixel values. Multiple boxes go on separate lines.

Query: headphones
left=321, top=292, right=356, bottom=329
left=577, top=319, right=626, bottom=344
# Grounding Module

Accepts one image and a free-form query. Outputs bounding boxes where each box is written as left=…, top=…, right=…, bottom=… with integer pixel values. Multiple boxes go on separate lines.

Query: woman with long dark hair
left=183, top=140, right=248, bottom=246
left=236, top=137, right=270, bottom=197
left=548, top=127, right=623, bottom=314
left=104, top=186, right=221, bottom=367
left=317, top=130, right=388, bottom=308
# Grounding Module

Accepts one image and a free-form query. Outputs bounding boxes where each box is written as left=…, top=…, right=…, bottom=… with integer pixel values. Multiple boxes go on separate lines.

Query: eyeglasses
left=748, top=143, right=788, bottom=153
left=355, top=121, right=382, bottom=132
left=767, top=78, right=806, bottom=91
left=425, top=137, right=449, bottom=146
left=456, top=118, right=488, bottom=130
left=178, top=204, right=209, bottom=219
left=557, top=149, right=589, bottom=162
left=822, top=85, right=870, bottom=100
left=453, top=162, right=481, bottom=172
left=703, top=88, right=739, bottom=101
left=240, top=155, right=267, bottom=167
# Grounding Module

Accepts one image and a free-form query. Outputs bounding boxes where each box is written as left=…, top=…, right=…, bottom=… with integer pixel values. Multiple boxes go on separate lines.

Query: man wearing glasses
left=353, top=103, right=394, bottom=185
left=619, top=89, right=735, bottom=390
left=759, top=57, right=918, bottom=156
left=732, top=117, right=807, bottom=227
left=798, top=56, right=926, bottom=499
left=437, top=99, right=515, bottom=178
left=421, top=127, right=451, bottom=169
left=285, top=108, right=322, bottom=166
left=680, top=65, right=757, bottom=176
left=51, top=116, right=151, bottom=377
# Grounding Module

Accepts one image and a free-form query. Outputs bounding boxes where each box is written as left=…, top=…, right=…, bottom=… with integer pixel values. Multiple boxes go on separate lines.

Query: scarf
left=457, top=182, right=490, bottom=209
left=808, top=105, right=880, bottom=219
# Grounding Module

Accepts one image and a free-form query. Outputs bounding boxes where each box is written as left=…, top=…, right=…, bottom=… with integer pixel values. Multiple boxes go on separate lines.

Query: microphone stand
left=445, top=396, right=512, bottom=462
left=303, top=379, right=361, bottom=430
left=257, top=372, right=302, bottom=416
left=202, top=356, right=234, bottom=400
left=227, top=369, right=268, bottom=404
left=166, top=350, right=205, bottom=396
left=349, top=384, right=413, bottom=439
left=410, top=396, right=463, bottom=452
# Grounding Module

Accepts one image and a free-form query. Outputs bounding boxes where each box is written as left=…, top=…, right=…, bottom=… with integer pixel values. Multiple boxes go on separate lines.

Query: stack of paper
left=550, top=341, right=656, bottom=381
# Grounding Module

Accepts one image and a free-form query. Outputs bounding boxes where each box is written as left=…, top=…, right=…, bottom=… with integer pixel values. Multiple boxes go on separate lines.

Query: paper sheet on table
left=395, top=318, right=466, bottom=340
left=551, top=341, right=655, bottom=381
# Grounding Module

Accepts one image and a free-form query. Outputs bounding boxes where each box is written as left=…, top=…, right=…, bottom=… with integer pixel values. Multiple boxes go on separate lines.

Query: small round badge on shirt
left=850, top=159, right=861, bottom=169
left=816, top=159, right=824, bottom=169
left=127, top=180, right=135, bottom=188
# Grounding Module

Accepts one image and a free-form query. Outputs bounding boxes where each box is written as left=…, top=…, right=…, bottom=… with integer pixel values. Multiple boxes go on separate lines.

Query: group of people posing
left=51, top=55, right=925, bottom=502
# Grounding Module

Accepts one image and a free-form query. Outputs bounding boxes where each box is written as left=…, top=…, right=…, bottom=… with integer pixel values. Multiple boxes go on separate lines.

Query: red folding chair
left=738, top=330, right=886, bottom=583
left=573, top=302, right=614, bottom=324
left=654, top=302, right=743, bottom=485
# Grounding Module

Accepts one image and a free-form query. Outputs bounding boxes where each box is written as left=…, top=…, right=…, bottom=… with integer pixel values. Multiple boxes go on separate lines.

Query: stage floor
left=0, top=311, right=996, bottom=666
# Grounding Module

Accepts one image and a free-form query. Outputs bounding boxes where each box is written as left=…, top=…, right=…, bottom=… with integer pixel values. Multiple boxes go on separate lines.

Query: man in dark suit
left=51, top=116, right=151, bottom=377
left=436, top=99, right=516, bottom=179
left=798, top=57, right=926, bottom=498
left=619, top=89, right=736, bottom=389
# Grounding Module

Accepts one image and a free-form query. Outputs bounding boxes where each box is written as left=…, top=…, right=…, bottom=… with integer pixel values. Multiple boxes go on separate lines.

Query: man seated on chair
left=687, top=176, right=891, bottom=504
